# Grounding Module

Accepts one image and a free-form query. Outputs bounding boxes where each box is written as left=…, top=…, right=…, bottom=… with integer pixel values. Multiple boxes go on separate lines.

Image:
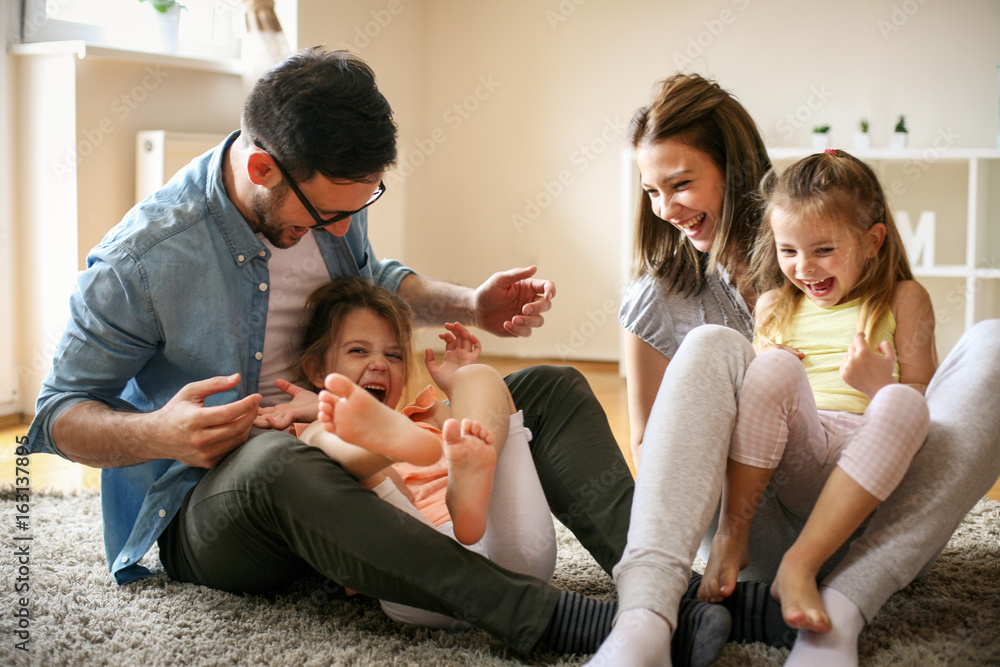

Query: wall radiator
left=135, top=131, right=227, bottom=202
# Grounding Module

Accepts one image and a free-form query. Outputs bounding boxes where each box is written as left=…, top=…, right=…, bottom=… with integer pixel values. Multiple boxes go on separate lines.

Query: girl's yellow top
left=776, top=297, right=898, bottom=414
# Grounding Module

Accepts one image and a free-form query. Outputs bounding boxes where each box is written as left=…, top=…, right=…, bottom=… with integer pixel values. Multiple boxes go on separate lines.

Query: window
left=20, top=0, right=241, bottom=60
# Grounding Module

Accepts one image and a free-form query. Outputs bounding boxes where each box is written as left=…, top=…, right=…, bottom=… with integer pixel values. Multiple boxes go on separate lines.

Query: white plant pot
left=854, top=132, right=871, bottom=150
left=157, top=5, right=181, bottom=53
left=811, top=133, right=831, bottom=151
left=891, top=132, right=908, bottom=150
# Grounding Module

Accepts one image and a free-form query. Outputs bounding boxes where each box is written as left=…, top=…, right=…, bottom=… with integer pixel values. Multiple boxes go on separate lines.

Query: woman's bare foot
left=442, top=418, right=497, bottom=545
left=770, top=552, right=831, bottom=633
left=319, top=373, right=442, bottom=467
left=699, top=532, right=750, bottom=603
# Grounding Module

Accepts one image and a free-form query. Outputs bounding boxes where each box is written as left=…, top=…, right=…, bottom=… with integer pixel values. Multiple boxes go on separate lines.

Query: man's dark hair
left=242, top=47, right=397, bottom=182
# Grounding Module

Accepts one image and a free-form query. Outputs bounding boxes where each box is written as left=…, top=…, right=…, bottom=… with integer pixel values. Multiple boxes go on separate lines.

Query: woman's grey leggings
left=614, top=320, right=1000, bottom=628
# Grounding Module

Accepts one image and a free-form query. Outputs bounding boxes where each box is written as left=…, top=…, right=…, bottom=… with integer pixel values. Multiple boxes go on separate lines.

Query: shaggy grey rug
left=1, top=489, right=997, bottom=666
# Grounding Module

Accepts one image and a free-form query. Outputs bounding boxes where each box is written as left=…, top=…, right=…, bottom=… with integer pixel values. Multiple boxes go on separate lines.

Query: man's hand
left=54, top=374, right=261, bottom=469
left=254, top=378, right=320, bottom=431
left=147, top=374, right=261, bottom=468
left=472, top=266, right=555, bottom=337
left=425, top=322, right=483, bottom=395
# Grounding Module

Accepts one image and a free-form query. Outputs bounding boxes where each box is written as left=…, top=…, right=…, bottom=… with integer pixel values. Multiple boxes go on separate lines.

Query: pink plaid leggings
left=731, top=350, right=930, bottom=513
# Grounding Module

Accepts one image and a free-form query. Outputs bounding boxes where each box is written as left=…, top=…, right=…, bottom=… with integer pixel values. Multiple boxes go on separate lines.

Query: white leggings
left=374, top=410, right=558, bottom=628
left=732, top=349, right=929, bottom=507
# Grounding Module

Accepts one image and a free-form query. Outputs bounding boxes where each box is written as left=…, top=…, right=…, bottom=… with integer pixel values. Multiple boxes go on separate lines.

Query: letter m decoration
left=895, top=210, right=935, bottom=268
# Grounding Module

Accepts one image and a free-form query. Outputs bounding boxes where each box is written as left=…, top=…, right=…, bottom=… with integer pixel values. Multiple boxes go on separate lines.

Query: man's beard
left=250, top=183, right=300, bottom=249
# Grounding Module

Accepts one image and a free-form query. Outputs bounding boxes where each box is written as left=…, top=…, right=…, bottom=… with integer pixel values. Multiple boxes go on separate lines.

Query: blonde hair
left=750, top=149, right=913, bottom=347
left=629, top=73, right=771, bottom=295
left=297, top=278, right=416, bottom=397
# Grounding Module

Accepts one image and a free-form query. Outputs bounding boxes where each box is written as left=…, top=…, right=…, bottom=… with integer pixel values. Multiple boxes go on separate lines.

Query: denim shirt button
left=237, top=254, right=245, bottom=263
left=158, top=509, right=166, bottom=518
left=255, top=352, right=263, bottom=360
left=259, top=250, right=266, bottom=257
left=259, top=283, right=268, bottom=291
left=121, top=556, right=129, bottom=563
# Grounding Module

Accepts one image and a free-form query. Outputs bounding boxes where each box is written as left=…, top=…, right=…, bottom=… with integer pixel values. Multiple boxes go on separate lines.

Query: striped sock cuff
left=540, top=590, right=618, bottom=654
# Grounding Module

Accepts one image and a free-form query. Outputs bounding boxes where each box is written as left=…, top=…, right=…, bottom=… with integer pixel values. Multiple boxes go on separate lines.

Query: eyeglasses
left=254, top=140, right=385, bottom=228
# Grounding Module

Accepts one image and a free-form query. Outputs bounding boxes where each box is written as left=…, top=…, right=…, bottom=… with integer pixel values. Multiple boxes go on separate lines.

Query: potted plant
left=854, top=118, right=871, bottom=150
left=139, top=0, right=181, bottom=11
left=812, top=125, right=831, bottom=151
left=138, top=0, right=184, bottom=52
left=892, top=115, right=908, bottom=150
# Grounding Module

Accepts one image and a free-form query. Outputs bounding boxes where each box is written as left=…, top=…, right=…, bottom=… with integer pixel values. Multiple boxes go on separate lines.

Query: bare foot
left=771, top=553, right=831, bottom=633
left=442, top=418, right=497, bottom=545
left=699, top=531, right=750, bottom=603
left=318, top=373, right=442, bottom=467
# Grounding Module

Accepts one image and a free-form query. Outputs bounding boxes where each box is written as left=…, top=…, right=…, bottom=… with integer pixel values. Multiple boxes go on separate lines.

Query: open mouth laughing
left=362, top=384, right=387, bottom=403
left=674, top=212, right=706, bottom=236
left=802, top=277, right=835, bottom=298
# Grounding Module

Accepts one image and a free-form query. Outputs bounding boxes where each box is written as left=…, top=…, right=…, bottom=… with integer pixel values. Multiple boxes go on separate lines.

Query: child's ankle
left=779, top=546, right=822, bottom=579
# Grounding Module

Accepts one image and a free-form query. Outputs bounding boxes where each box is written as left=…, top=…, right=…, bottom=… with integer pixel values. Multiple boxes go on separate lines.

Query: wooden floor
left=2, top=357, right=999, bottom=502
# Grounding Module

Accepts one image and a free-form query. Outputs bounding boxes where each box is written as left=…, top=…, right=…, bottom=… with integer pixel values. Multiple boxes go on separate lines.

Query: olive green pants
left=158, top=365, right=634, bottom=655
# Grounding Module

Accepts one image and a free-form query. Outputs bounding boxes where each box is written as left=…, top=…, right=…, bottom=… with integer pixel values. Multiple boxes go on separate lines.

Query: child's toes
left=323, top=372, right=354, bottom=396
left=442, top=418, right=462, bottom=444
left=462, top=419, right=492, bottom=444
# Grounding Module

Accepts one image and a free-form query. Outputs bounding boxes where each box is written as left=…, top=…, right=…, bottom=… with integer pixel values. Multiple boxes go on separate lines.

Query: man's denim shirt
left=25, top=131, right=412, bottom=584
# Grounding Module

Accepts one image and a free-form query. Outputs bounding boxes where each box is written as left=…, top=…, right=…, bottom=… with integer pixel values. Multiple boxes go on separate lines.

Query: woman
left=590, top=73, right=1000, bottom=666
left=620, top=73, right=765, bottom=467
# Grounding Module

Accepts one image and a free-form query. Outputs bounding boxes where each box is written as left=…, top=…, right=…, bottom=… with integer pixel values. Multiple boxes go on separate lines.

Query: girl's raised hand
left=840, top=332, right=896, bottom=399
left=253, top=378, right=320, bottom=431
left=425, top=322, right=483, bottom=394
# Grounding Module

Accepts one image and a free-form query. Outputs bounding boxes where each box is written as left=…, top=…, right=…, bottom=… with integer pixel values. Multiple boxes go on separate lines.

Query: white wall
left=296, top=0, right=428, bottom=265
left=298, top=0, right=1000, bottom=360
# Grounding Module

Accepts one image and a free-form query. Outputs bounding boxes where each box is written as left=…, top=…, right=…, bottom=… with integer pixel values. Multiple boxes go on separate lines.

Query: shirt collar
left=206, top=130, right=270, bottom=267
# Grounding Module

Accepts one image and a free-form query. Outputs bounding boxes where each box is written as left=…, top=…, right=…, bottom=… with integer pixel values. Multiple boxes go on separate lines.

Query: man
left=26, top=48, right=729, bottom=661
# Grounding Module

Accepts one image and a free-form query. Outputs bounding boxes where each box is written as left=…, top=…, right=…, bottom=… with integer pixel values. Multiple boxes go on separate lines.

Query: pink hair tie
left=825, top=148, right=838, bottom=154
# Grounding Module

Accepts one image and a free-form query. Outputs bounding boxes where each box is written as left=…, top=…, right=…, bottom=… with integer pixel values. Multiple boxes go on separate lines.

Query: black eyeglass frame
left=254, top=140, right=385, bottom=228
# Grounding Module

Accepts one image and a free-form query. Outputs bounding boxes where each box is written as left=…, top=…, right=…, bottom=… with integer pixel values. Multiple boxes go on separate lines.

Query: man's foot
left=318, top=373, right=441, bottom=467
left=699, top=531, right=750, bottom=603
left=770, top=553, right=831, bottom=632
left=673, top=599, right=731, bottom=667
left=686, top=572, right=796, bottom=648
left=443, top=418, right=496, bottom=545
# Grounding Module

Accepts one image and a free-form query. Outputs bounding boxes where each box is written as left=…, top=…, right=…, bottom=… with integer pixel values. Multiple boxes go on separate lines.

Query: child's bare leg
left=772, top=466, right=879, bottom=633
left=700, top=460, right=773, bottom=603
left=440, top=364, right=511, bottom=545
left=445, top=364, right=515, bottom=457
left=443, top=418, right=497, bottom=545
left=319, top=373, right=442, bottom=467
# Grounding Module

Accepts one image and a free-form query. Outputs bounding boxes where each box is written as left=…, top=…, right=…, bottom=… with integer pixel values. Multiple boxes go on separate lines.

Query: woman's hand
left=253, top=378, right=320, bottom=430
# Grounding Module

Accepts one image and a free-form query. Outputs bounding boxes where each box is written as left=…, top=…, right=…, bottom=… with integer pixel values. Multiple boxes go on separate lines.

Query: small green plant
left=894, top=115, right=908, bottom=133
left=859, top=118, right=870, bottom=133
left=813, top=125, right=831, bottom=134
left=139, top=0, right=182, bottom=13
